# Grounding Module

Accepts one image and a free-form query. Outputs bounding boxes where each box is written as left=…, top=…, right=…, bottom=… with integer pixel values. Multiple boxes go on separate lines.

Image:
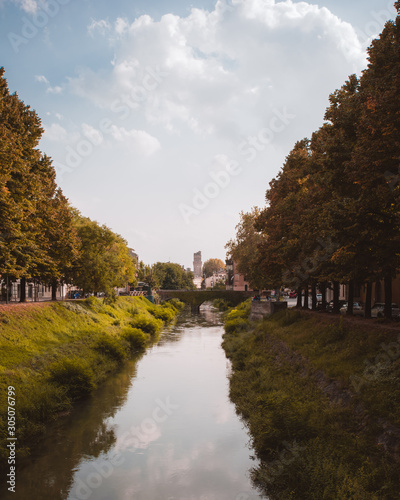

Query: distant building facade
left=204, top=270, right=227, bottom=289
left=225, top=259, right=253, bottom=292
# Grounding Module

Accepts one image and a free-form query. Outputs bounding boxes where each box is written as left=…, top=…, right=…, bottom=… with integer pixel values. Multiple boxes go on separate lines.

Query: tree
left=152, top=262, right=195, bottom=290
left=71, top=215, right=136, bottom=296
left=0, top=67, right=78, bottom=301
left=202, top=258, right=225, bottom=278
left=226, top=207, right=267, bottom=290
left=0, top=66, right=44, bottom=283
left=137, top=261, right=160, bottom=289
left=348, top=6, right=400, bottom=318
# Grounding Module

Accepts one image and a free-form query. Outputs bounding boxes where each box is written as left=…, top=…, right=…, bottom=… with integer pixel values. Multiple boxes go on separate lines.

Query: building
left=204, top=270, right=227, bottom=289
left=225, top=259, right=253, bottom=292
left=193, top=251, right=202, bottom=278
left=0, top=279, right=66, bottom=302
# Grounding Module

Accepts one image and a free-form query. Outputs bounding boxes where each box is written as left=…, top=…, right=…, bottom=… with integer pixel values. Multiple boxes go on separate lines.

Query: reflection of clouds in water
left=214, top=399, right=232, bottom=424
left=119, top=439, right=253, bottom=500
left=114, top=424, right=162, bottom=453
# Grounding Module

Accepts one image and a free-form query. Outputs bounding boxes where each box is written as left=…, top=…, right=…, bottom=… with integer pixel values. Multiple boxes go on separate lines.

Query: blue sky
left=0, top=0, right=397, bottom=269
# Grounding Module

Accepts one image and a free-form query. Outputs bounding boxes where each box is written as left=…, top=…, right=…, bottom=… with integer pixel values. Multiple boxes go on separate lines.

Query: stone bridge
left=157, top=290, right=254, bottom=312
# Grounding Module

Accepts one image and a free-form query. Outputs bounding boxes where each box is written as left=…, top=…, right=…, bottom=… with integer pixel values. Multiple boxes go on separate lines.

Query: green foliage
left=130, top=313, right=163, bottom=336
left=227, top=9, right=400, bottom=317
left=0, top=296, right=184, bottom=471
left=94, top=335, right=127, bottom=361
left=222, top=310, right=400, bottom=498
left=0, top=67, right=78, bottom=282
left=148, top=304, right=175, bottom=322
left=71, top=215, right=136, bottom=296
left=224, top=301, right=251, bottom=334
left=121, top=328, right=148, bottom=351
left=152, top=262, right=195, bottom=290
left=49, top=358, right=95, bottom=399
left=213, top=298, right=231, bottom=311
left=164, top=298, right=185, bottom=311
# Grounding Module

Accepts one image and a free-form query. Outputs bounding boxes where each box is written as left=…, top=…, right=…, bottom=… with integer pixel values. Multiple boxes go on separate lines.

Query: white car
left=339, top=302, right=364, bottom=315
left=371, top=302, right=400, bottom=319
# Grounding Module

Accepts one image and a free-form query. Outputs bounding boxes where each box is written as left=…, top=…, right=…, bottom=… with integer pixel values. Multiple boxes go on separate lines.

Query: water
left=6, top=306, right=265, bottom=500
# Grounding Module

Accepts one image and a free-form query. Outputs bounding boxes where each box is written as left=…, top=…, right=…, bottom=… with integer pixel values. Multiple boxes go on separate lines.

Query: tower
left=193, top=251, right=202, bottom=278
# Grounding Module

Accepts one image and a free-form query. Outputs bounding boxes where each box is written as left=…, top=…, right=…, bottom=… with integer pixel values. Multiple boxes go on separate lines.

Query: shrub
left=49, top=358, right=95, bottom=399
left=167, top=298, right=185, bottom=311
left=149, top=306, right=175, bottom=322
left=121, top=328, right=148, bottom=351
left=130, top=313, right=163, bottom=336
left=94, top=335, right=127, bottom=361
left=213, top=298, right=231, bottom=311
left=224, top=317, right=249, bottom=334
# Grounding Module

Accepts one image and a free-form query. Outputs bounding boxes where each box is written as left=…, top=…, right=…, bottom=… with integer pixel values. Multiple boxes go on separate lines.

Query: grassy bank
left=0, top=296, right=184, bottom=469
left=222, top=303, right=400, bottom=499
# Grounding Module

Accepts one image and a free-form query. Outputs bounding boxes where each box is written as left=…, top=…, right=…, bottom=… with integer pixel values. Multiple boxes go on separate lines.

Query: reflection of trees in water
left=6, top=358, right=143, bottom=500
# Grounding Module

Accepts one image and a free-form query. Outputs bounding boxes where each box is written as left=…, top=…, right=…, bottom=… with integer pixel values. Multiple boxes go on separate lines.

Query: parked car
left=371, top=302, right=400, bottom=319
left=326, top=300, right=347, bottom=312
left=339, top=302, right=364, bottom=316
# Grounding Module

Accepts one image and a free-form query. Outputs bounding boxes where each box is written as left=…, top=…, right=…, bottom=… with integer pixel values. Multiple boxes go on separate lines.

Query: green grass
left=0, top=296, right=183, bottom=469
left=222, top=307, right=400, bottom=499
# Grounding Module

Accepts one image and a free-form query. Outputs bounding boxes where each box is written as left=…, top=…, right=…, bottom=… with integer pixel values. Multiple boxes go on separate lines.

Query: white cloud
left=88, top=18, right=111, bottom=37
left=12, top=0, right=37, bottom=13
left=46, top=85, right=63, bottom=94
left=35, top=74, right=49, bottom=84
left=35, top=74, right=63, bottom=94
left=45, top=0, right=374, bottom=266
left=109, top=126, right=161, bottom=156
left=66, top=0, right=366, bottom=142
left=82, top=123, right=104, bottom=146
left=43, top=123, right=68, bottom=142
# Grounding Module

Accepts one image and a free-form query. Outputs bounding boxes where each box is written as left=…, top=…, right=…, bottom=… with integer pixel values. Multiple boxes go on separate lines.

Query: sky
left=0, top=0, right=398, bottom=270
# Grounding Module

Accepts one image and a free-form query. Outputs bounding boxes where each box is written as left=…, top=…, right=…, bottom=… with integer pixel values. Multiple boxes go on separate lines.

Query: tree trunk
left=321, top=282, right=327, bottom=311
left=303, top=285, right=309, bottom=310
left=51, top=279, right=58, bottom=301
left=296, top=287, right=302, bottom=308
left=332, top=281, right=340, bottom=314
left=346, top=281, right=354, bottom=315
left=311, top=283, right=317, bottom=311
left=20, top=277, right=27, bottom=303
left=384, top=272, right=393, bottom=320
left=364, top=281, right=372, bottom=318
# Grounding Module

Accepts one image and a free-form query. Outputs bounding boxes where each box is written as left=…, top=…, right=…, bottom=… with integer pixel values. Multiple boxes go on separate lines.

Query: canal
left=7, top=305, right=265, bottom=500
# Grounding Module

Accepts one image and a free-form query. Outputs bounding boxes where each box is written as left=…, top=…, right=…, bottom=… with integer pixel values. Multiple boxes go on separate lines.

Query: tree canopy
left=227, top=5, right=400, bottom=318
left=0, top=67, right=136, bottom=300
left=202, top=258, right=226, bottom=278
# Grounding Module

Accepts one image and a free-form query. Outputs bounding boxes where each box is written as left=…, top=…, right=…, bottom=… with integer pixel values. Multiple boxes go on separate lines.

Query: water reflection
left=4, top=306, right=265, bottom=500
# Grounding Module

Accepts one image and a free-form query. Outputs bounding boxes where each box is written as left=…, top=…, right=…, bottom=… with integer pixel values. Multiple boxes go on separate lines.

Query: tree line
left=227, top=3, right=400, bottom=319
left=137, top=261, right=195, bottom=290
left=0, top=67, right=136, bottom=301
